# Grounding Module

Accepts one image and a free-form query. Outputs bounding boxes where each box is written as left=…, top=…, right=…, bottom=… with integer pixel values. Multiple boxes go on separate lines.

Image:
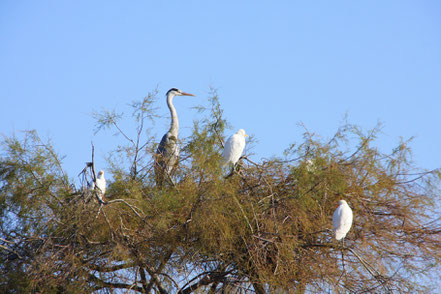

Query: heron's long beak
left=245, top=134, right=249, bottom=137
left=181, top=92, right=195, bottom=96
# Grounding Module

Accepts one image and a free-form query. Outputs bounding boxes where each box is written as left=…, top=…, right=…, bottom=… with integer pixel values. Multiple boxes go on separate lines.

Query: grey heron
left=155, top=88, right=195, bottom=186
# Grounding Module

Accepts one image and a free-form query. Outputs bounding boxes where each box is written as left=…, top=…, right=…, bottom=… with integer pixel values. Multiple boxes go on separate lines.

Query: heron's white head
left=166, top=88, right=195, bottom=97
left=237, top=129, right=248, bottom=138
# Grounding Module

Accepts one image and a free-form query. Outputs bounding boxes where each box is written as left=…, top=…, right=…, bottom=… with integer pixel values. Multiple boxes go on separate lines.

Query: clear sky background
left=1, top=1, right=441, bottom=179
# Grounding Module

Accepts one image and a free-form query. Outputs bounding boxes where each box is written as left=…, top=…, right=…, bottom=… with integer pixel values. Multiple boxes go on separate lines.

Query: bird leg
left=336, top=238, right=347, bottom=286
left=341, top=239, right=346, bottom=275
left=224, top=166, right=235, bottom=179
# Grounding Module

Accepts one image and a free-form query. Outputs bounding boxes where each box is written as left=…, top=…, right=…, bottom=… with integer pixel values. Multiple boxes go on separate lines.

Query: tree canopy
left=1, top=90, right=441, bottom=293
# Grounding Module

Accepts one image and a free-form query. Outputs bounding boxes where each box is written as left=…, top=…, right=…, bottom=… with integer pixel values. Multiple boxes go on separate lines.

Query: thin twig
left=106, top=199, right=146, bottom=221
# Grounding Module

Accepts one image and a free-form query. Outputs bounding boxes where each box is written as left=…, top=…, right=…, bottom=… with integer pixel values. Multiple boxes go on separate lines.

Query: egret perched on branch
left=155, top=88, right=195, bottom=185
left=333, top=200, right=353, bottom=241
left=305, top=159, right=316, bottom=173
left=222, top=129, right=248, bottom=167
left=92, top=170, right=106, bottom=203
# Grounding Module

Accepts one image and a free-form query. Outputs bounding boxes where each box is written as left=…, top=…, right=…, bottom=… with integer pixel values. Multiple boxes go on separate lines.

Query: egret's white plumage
left=305, top=159, right=316, bottom=172
left=332, top=200, right=353, bottom=240
left=223, top=129, right=248, bottom=166
left=93, top=170, right=106, bottom=202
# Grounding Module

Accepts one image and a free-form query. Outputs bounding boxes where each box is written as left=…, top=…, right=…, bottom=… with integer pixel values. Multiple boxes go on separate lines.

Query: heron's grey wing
left=156, top=132, right=179, bottom=173
left=157, top=133, right=170, bottom=156
left=157, top=133, right=179, bottom=157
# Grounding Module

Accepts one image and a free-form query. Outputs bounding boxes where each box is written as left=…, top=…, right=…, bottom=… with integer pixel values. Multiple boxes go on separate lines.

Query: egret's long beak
left=181, top=92, right=195, bottom=96
left=245, top=134, right=249, bottom=137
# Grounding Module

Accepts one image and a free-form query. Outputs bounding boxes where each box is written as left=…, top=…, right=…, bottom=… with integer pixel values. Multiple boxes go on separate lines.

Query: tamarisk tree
left=1, top=90, right=440, bottom=293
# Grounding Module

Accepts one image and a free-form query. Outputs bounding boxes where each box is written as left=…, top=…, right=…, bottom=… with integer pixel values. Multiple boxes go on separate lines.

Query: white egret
left=305, top=159, right=316, bottom=172
left=222, top=129, right=248, bottom=166
left=332, top=199, right=353, bottom=241
left=155, top=88, right=195, bottom=185
left=92, top=170, right=106, bottom=203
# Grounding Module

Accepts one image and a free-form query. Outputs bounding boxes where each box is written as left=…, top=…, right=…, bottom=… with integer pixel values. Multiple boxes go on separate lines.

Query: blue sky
left=1, top=0, right=441, bottom=178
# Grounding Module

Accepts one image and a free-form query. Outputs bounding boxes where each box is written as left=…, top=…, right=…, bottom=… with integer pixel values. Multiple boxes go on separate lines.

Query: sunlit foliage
left=1, top=90, right=440, bottom=293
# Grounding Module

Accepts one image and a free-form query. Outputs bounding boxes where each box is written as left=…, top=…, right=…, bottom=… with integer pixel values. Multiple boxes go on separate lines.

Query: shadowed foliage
left=1, top=90, right=441, bottom=293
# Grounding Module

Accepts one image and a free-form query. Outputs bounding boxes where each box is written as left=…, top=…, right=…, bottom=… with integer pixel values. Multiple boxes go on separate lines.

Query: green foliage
left=1, top=90, right=441, bottom=293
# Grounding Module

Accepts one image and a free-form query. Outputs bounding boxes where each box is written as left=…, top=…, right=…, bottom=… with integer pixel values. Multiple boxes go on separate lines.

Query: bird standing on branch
left=222, top=129, right=248, bottom=167
left=333, top=199, right=353, bottom=241
left=92, top=170, right=106, bottom=203
left=155, top=88, right=195, bottom=186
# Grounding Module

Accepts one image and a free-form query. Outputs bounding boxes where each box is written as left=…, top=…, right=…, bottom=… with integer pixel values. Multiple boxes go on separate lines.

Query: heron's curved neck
left=167, top=93, right=179, bottom=137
